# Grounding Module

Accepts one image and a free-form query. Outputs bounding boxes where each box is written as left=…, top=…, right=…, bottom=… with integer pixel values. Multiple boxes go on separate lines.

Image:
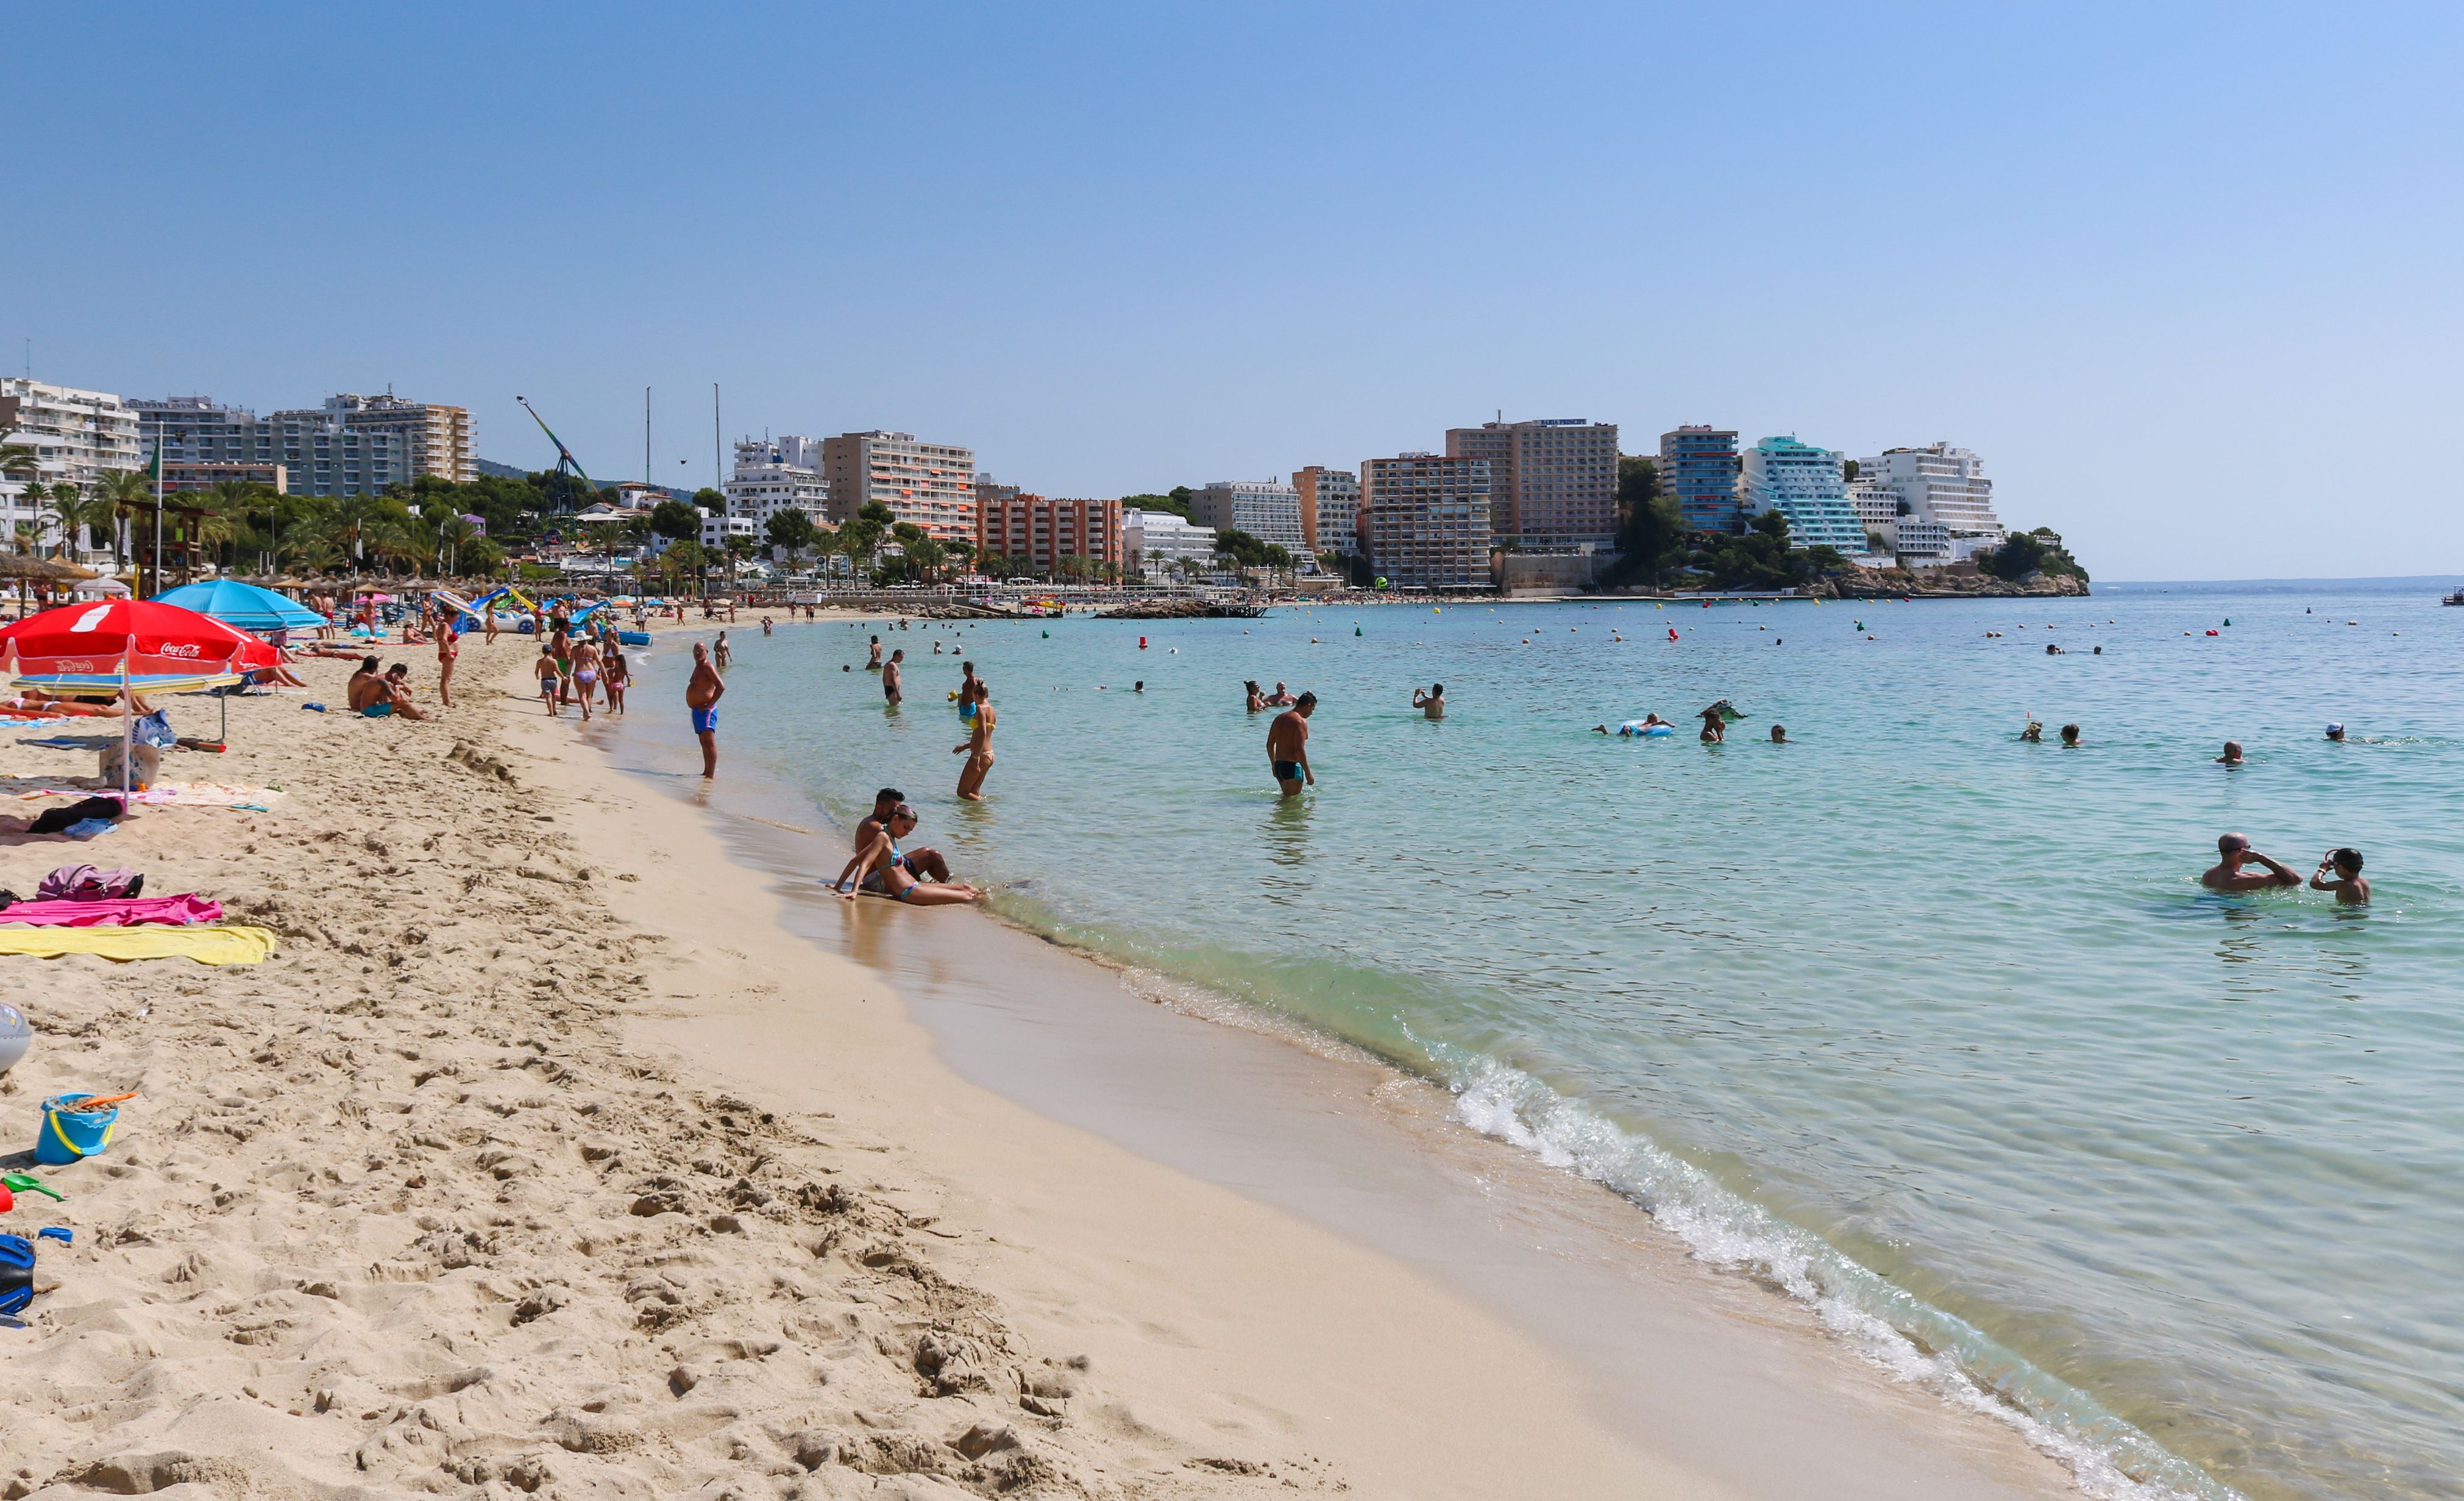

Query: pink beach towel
left=0, top=893, right=224, bottom=928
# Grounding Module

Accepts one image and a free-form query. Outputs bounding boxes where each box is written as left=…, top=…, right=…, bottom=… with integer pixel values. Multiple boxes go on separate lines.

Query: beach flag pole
left=119, top=635, right=134, bottom=801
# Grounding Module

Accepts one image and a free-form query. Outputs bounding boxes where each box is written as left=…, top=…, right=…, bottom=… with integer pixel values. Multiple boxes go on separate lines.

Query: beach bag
left=96, top=740, right=162, bottom=788
left=132, top=710, right=176, bottom=749
left=0, top=1234, right=32, bottom=1316
left=35, top=865, right=143, bottom=902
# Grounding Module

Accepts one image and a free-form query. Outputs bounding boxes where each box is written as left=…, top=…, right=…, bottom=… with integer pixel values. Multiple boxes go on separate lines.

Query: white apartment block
left=1856, top=444, right=2004, bottom=541
left=1892, top=518, right=1952, bottom=565
left=1291, top=466, right=1360, bottom=555
left=700, top=511, right=759, bottom=551
left=1848, top=475, right=1898, bottom=536
left=821, top=431, right=976, bottom=541
left=322, top=392, right=475, bottom=483
left=1124, top=508, right=1218, bottom=580
left=2, top=378, right=144, bottom=492
left=725, top=438, right=831, bottom=529
left=1188, top=480, right=1305, bottom=553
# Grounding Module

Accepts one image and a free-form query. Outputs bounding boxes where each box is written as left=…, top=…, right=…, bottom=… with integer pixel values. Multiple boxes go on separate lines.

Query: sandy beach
left=0, top=633, right=2081, bottom=1499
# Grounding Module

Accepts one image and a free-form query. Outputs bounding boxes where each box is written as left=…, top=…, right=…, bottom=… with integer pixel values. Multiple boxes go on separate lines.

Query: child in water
left=2309, top=848, right=2370, bottom=904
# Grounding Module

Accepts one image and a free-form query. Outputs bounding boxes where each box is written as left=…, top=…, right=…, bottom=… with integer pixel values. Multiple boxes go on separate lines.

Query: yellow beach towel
left=0, top=924, right=277, bottom=965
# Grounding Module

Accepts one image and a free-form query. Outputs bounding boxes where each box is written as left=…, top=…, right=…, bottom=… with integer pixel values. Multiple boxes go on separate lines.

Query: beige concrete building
left=1290, top=466, right=1360, bottom=555
left=1361, top=453, right=1493, bottom=591
left=325, top=393, right=475, bottom=482
left=822, top=430, right=977, bottom=541
left=1444, top=417, right=1619, bottom=548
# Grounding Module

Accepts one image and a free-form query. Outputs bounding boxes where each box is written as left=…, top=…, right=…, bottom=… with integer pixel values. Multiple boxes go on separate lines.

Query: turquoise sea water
left=692, top=586, right=2462, bottom=1501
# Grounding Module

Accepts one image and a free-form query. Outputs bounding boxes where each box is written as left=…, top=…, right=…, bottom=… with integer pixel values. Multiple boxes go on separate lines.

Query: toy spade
left=1, top=1174, right=62, bottom=1202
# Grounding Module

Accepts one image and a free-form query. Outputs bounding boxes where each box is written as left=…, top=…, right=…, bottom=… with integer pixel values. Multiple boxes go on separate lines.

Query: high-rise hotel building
left=1740, top=436, right=1870, bottom=555
left=1444, top=418, right=1619, bottom=548
left=1855, top=444, right=2004, bottom=542
left=1290, top=466, right=1360, bottom=556
left=822, top=431, right=978, bottom=541
left=976, top=493, right=1122, bottom=575
left=1659, top=425, right=1741, bottom=533
left=1188, top=480, right=1305, bottom=555
left=1360, top=453, right=1493, bottom=590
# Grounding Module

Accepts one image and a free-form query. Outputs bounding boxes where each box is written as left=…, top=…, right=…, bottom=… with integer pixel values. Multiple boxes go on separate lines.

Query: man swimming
left=1413, top=683, right=1445, bottom=720
left=2309, top=848, right=2370, bottom=904
left=687, top=640, right=724, bottom=779
left=1267, top=692, right=1316, bottom=795
left=2216, top=740, right=2246, bottom=765
left=2201, top=832, right=2301, bottom=892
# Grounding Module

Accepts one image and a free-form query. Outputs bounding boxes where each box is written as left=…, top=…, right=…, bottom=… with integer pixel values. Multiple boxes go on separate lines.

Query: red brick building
left=975, top=494, right=1122, bottom=576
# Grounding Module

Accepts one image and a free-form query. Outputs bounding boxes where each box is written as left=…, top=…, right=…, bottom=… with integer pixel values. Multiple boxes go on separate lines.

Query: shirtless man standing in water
left=2201, top=832, right=2300, bottom=892
left=955, top=680, right=996, bottom=800
left=686, top=640, right=725, bottom=779
left=882, top=649, right=904, bottom=706
left=1268, top=692, right=1316, bottom=795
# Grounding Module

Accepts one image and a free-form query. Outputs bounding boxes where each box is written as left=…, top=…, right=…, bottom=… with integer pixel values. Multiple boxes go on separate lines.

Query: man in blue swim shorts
left=1266, top=691, right=1315, bottom=796
left=686, top=640, right=725, bottom=779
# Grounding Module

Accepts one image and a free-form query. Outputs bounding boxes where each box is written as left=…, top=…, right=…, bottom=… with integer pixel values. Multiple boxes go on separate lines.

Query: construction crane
left=515, top=396, right=604, bottom=513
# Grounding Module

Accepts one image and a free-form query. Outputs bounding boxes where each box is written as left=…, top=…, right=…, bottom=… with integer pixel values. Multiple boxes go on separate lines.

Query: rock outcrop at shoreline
left=0, top=648, right=1324, bottom=1500
left=1818, top=564, right=2090, bottom=600
left=1096, top=600, right=1266, bottom=620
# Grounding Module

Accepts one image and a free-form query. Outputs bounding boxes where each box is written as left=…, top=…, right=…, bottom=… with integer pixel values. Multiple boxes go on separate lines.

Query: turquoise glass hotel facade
left=1741, top=436, right=1870, bottom=555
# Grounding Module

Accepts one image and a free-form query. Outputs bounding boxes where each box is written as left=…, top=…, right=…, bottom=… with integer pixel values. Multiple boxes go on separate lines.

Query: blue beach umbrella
left=152, top=579, right=325, bottom=633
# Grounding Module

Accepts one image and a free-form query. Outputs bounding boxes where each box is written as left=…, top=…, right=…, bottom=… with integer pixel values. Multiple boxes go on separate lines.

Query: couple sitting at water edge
left=2202, top=835, right=2369, bottom=903
left=831, top=787, right=984, bottom=905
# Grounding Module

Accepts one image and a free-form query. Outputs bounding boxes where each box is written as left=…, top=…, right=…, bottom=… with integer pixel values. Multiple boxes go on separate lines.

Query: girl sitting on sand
left=831, top=805, right=984, bottom=906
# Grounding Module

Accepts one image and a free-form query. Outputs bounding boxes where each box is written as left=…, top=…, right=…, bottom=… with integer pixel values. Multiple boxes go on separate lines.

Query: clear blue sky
left=19, top=2, right=2462, bottom=578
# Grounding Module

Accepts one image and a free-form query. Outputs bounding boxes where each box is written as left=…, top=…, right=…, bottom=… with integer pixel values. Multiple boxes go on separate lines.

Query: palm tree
left=43, top=483, right=79, bottom=557
left=49, top=492, right=114, bottom=564
left=435, top=513, right=478, bottom=578
left=94, top=469, right=151, bottom=573
left=328, top=494, right=385, bottom=567
left=284, top=531, right=343, bottom=577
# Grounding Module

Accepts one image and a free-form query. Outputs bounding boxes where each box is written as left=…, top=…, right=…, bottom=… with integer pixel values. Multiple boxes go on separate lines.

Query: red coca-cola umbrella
left=1, top=598, right=285, bottom=795
left=0, top=597, right=279, bottom=692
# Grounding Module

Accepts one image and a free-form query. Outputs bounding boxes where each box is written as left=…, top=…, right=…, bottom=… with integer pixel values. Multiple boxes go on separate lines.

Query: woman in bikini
left=602, top=648, right=629, bottom=716
left=830, top=805, right=983, bottom=906
left=569, top=637, right=601, bottom=722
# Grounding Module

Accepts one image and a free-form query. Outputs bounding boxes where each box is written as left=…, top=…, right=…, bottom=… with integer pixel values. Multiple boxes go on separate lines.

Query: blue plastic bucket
left=36, top=1094, right=116, bottom=1165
